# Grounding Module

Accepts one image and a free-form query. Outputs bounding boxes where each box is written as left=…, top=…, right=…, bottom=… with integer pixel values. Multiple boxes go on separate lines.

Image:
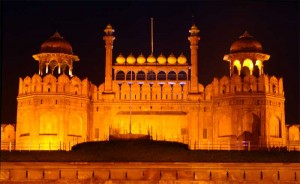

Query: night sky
left=1, top=1, right=299, bottom=124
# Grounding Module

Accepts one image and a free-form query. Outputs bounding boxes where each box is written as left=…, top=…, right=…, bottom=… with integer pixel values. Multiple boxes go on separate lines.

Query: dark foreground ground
left=1, top=140, right=299, bottom=162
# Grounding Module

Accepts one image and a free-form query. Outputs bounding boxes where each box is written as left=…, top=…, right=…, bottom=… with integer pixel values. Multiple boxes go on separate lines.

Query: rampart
left=1, top=162, right=299, bottom=183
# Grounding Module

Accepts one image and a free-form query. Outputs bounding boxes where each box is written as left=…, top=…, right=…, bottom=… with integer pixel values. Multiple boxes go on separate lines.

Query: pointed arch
left=270, top=115, right=281, bottom=137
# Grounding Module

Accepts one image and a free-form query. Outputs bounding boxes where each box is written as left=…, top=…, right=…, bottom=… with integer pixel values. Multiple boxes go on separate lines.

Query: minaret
left=188, top=24, right=200, bottom=93
left=103, top=24, right=115, bottom=92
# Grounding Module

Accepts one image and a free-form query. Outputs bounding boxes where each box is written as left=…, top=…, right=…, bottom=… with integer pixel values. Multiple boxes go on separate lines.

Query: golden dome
left=167, top=53, right=177, bottom=64
left=116, top=53, right=126, bottom=64
left=157, top=53, right=167, bottom=64
left=40, top=32, right=73, bottom=54
left=137, top=53, right=146, bottom=64
left=177, top=53, right=187, bottom=64
left=126, top=53, right=136, bottom=64
left=230, top=31, right=263, bottom=53
left=147, top=53, right=156, bottom=63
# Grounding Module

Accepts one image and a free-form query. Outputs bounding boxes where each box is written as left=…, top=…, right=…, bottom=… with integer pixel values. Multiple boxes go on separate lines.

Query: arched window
left=178, top=71, right=187, bottom=80
left=116, top=71, right=125, bottom=80
left=167, top=71, right=176, bottom=80
left=126, top=71, right=135, bottom=80
left=157, top=71, right=166, bottom=80
left=270, top=116, right=281, bottom=137
left=147, top=71, right=156, bottom=80
left=136, top=71, right=145, bottom=80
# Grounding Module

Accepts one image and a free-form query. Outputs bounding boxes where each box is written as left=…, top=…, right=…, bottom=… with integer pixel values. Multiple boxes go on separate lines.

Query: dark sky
left=1, top=1, right=299, bottom=124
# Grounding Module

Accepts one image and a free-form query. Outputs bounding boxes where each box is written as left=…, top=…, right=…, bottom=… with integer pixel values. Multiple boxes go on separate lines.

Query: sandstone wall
left=1, top=162, right=299, bottom=183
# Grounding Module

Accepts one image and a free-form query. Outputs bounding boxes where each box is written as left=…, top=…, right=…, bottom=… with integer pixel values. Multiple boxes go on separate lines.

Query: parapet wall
left=1, top=162, right=299, bottom=183
left=18, top=73, right=90, bottom=96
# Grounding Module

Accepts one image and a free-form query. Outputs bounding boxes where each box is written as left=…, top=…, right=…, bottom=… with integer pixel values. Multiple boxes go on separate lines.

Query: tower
left=103, top=24, right=115, bottom=93
left=188, top=24, right=200, bottom=93
left=16, top=32, right=89, bottom=150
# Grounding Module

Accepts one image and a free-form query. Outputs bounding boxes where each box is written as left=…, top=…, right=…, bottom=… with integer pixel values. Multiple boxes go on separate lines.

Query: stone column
left=188, top=24, right=200, bottom=93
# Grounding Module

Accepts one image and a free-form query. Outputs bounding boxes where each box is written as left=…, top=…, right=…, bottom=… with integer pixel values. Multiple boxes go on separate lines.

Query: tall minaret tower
left=103, top=24, right=115, bottom=93
left=188, top=24, right=200, bottom=93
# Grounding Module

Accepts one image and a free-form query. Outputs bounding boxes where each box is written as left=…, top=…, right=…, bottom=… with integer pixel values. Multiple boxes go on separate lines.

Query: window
left=126, top=71, right=135, bottom=80
left=147, top=71, right=156, bottom=80
left=116, top=71, right=125, bottom=80
left=167, top=71, right=176, bottom=80
left=157, top=71, right=166, bottom=80
left=178, top=71, right=187, bottom=80
left=136, top=71, right=145, bottom=80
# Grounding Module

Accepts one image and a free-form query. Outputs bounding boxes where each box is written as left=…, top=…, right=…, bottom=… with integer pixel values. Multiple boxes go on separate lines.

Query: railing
left=1, top=140, right=299, bottom=151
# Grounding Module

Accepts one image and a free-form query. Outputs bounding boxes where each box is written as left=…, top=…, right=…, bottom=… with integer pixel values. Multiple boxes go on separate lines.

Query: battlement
left=204, top=74, right=284, bottom=100
left=18, top=74, right=90, bottom=97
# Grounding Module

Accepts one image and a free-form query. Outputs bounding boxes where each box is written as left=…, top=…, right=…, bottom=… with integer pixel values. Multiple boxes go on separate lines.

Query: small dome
left=230, top=31, right=263, bottom=53
left=126, top=53, right=136, bottom=64
left=137, top=53, right=146, bottom=64
left=167, top=53, right=177, bottom=64
left=157, top=53, right=167, bottom=64
left=177, top=53, right=187, bottom=64
left=40, top=32, right=73, bottom=54
left=147, top=53, right=156, bottom=63
left=116, top=53, right=126, bottom=64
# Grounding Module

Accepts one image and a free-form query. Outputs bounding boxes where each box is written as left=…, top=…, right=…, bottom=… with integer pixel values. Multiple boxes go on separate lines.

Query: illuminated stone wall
left=16, top=74, right=89, bottom=150
left=1, top=162, right=299, bottom=183
left=1, top=124, right=15, bottom=150
left=10, top=24, right=291, bottom=151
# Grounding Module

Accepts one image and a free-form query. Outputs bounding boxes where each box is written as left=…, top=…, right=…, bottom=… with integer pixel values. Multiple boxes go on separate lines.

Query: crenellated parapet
left=18, top=73, right=90, bottom=97
left=204, top=74, right=284, bottom=98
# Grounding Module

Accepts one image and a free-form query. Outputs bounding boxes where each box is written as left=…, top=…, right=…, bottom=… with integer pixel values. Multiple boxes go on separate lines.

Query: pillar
left=103, top=24, right=115, bottom=92
left=188, top=24, right=200, bottom=93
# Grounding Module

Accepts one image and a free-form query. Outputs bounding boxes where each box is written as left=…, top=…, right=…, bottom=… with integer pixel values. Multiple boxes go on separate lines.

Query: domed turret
left=230, top=31, right=263, bottom=53
left=147, top=53, right=156, bottom=63
left=40, top=32, right=73, bottom=55
left=157, top=53, right=167, bottom=64
left=33, top=32, right=79, bottom=76
left=167, top=53, right=177, bottom=64
left=126, top=53, right=136, bottom=64
left=137, top=53, right=146, bottom=64
left=116, top=53, right=126, bottom=64
left=177, top=53, right=187, bottom=64
left=223, top=31, right=270, bottom=77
